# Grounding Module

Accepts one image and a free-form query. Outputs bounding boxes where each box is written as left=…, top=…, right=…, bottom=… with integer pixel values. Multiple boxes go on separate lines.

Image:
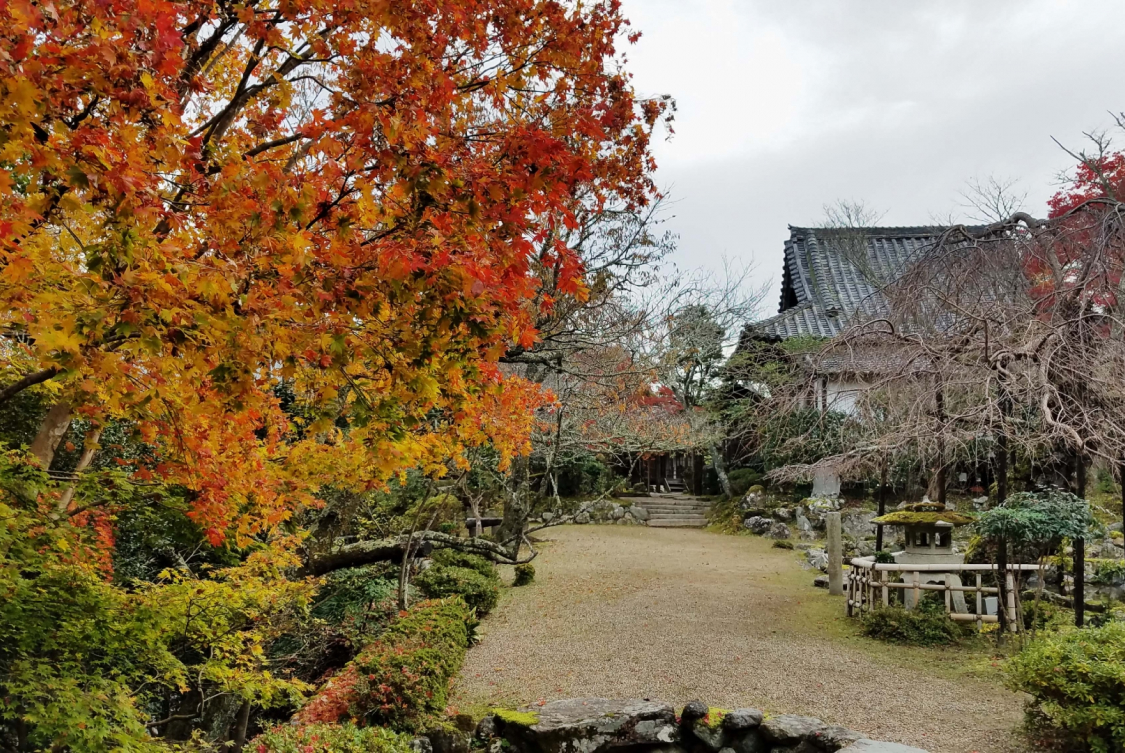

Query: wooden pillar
left=827, top=512, right=843, bottom=596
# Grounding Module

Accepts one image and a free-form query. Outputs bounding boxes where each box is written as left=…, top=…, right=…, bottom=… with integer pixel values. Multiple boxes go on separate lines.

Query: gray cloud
left=623, top=0, right=1125, bottom=312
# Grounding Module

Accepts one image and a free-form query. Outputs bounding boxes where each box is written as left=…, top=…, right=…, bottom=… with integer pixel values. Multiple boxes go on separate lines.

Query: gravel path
left=454, top=525, right=1025, bottom=753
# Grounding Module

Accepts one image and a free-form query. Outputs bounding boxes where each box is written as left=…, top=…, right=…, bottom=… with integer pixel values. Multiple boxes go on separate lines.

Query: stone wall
left=464, top=697, right=929, bottom=753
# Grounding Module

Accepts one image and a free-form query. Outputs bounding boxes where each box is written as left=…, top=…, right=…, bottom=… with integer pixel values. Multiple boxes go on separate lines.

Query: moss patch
left=494, top=708, right=540, bottom=727
left=700, top=708, right=729, bottom=729
left=872, top=510, right=974, bottom=526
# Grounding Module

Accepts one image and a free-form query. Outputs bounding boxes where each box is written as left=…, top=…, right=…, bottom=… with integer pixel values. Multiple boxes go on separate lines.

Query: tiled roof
left=753, top=226, right=955, bottom=340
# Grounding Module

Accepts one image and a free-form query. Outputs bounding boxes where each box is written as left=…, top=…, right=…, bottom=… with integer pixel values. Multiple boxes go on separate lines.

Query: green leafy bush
left=1091, top=559, right=1125, bottom=586
left=430, top=549, right=498, bottom=580
left=415, top=565, right=499, bottom=616
left=873, top=550, right=896, bottom=564
left=254, top=722, right=414, bottom=753
left=1022, top=599, right=1068, bottom=632
left=1005, top=622, right=1125, bottom=752
left=513, top=563, right=535, bottom=586
left=860, top=599, right=961, bottom=646
left=772, top=539, right=794, bottom=550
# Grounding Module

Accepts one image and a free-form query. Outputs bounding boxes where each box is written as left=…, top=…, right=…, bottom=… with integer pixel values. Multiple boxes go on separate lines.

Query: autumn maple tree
left=0, top=0, right=667, bottom=748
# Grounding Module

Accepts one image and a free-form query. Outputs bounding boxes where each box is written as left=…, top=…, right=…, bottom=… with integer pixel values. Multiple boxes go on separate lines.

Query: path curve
left=455, top=525, right=1024, bottom=753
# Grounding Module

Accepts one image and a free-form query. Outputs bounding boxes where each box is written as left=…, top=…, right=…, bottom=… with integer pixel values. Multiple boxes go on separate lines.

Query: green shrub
left=513, top=563, right=535, bottom=586
left=430, top=549, right=498, bottom=581
left=1091, top=558, right=1125, bottom=586
left=873, top=550, right=896, bottom=564
left=415, top=564, right=500, bottom=616
left=254, top=722, right=413, bottom=753
left=1005, top=622, right=1125, bottom=752
left=1022, top=599, right=1069, bottom=632
left=860, top=599, right=961, bottom=646
left=772, top=539, right=794, bottom=550
left=313, top=567, right=397, bottom=638
left=727, top=468, right=762, bottom=497
left=297, top=598, right=473, bottom=731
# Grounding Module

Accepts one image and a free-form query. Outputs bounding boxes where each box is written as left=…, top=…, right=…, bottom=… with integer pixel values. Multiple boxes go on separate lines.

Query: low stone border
left=467, top=697, right=930, bottom=753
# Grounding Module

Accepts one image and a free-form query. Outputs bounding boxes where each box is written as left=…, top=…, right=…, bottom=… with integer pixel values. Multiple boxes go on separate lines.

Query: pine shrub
left=513, top=563, right=535, bottom=586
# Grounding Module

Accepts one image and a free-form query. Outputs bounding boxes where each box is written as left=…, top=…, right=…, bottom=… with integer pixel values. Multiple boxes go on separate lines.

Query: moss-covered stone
left=871, top=510, right=974, bottom=526
left=494, top=708, right=540, bottom=727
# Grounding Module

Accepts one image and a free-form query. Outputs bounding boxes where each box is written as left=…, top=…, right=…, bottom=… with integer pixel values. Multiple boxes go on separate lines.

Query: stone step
left=646, top=512, right=711, bottom=520
left=640, top=507, right=711, bottom=514
left=648, top=519, right=708, bottom=528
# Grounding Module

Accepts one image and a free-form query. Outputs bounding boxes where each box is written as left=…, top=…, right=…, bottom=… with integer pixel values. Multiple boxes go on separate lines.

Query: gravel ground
left=454, top=525, right=1026, bottom=753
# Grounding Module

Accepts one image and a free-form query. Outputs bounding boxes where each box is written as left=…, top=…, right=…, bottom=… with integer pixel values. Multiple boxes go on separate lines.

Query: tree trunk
left=56, top=426, right=102, bottom=513
left=875, top=462, right=888, bottom=552
left=29, top=401, right=72, bottom=469
left=996, top=537, right=1009, bottom=635
left=691, top=453, right=704, bottom=496
left=935, top=385, right=946, bottom=507
left=1120, top=460, right=1125, bottom=535
left=498, top=455, right=530, bottom=558
left=708, top=442, right=733, bottom=499
left=231, top=699, right=251, bottom=752
left=1074, top=453, right=1087, bottom=628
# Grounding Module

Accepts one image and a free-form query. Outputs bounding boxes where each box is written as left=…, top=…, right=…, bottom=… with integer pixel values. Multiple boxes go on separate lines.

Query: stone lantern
left=872, top=502, right=975, bottom=612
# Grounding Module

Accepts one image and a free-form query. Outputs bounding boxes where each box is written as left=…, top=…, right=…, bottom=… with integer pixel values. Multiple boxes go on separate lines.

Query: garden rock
left=972, top=496, right=990, bottom=511
left=796, top=514, right=812, bottom=534
left=496, top=698, right=678, bottom=753
left=542, top=512, right=556, bottom=522
left=691, top=721, right=725, bottom=751
left=840, top=511, right=876, bottom=539
left=813, top=575, right=829, bottom=589
left=805, top=548, right=828, bottom=572
left=611, top=505, right=625, bottom=520
left=631, top=505, right=650, bottom=522
left=768, top=521, right=792, bottom=540
left=681, top=701, right=709, bottom=724
left=722, top=708, right=763, bottom=731
left=574, top=512, right=591, bottom=525
left=477, top=716, right=498, bottom=740
left=810, top=726, right=864, bottom=752
left=774, top=508, right=794, bottom=522
left=760, top=715, right=826, bottom=745
left=743, top=516, right=772, bottom=535
left=728, top=737, right=767, bottom=753
left=427, top=729, right=471, bottom=753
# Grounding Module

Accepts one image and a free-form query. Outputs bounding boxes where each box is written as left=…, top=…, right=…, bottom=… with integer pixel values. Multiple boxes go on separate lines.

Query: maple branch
left=0, top=367, right=60, bottom=405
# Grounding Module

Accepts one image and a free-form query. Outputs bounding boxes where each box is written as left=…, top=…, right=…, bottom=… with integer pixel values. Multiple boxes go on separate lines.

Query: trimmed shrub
left=513, top=563, right=535, bottom=586
left=1005, top=622, right=1125, bottom=753
left=415, top=564, right=499, bottom=616
left=860, top=599, right=961, bottom=646
left=296, top=598, right=473, bottom=731
left=254, top=722, right=413, bottom=753
left=727, top=468, right=762, bottom=498
left=429, top=549, right=498, bottom=580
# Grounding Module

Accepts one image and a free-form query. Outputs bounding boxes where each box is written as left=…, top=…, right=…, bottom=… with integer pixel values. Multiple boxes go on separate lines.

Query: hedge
left=415, top=564, right=499, bottom=616
left=429, top=549, right=499, bottom=580
left=253, top=722, right=414, bottom=753
left=296, top=598, right=473, bottom=732
left=1005, top=622, right=1125, bottom=752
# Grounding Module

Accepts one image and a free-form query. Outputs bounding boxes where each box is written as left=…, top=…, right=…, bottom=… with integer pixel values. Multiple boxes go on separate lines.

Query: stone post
left=827, top=512, right=843, bottom=596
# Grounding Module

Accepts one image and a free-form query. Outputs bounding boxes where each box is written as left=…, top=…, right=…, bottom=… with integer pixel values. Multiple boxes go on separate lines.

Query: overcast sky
left=622, top=0, right=1125, bottom=317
